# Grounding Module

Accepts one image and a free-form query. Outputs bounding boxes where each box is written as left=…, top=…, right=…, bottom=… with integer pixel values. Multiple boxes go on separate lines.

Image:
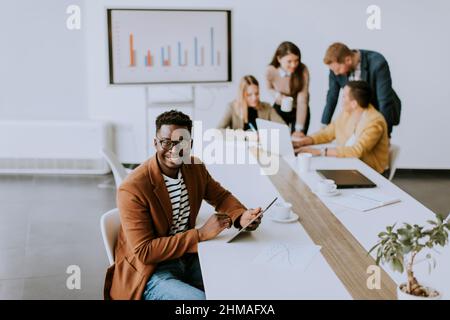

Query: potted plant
left=370, top=214, right=450, bottom=299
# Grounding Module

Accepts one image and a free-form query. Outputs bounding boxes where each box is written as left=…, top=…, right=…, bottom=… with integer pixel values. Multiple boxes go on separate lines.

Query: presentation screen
left=107, top=9, right=232, bottom=84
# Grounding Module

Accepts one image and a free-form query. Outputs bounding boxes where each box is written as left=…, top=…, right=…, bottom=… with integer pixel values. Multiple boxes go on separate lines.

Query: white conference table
left=285, top=155, right=450, bottom=299
left=195, top=142, right=449, bottom=299
left=197, top=157, right=352, bottom=300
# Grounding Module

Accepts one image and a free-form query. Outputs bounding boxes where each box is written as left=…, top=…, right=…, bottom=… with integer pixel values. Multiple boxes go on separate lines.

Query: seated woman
left=218, top=75, right=284, bottom=130
left=293, top=81, right=389, bottom=174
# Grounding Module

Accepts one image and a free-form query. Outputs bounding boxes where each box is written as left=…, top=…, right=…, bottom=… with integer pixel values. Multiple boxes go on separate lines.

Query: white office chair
left=100, top=147, right=129, bottom=188
left=100, top=208, right=121, bottom=266
left=388, top=144, right=401, bottom=181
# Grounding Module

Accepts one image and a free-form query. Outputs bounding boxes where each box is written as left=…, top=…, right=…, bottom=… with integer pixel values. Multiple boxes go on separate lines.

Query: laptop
left=255, top=119, right=295, bottom=158
left=317, top=170, right=377, bottom=189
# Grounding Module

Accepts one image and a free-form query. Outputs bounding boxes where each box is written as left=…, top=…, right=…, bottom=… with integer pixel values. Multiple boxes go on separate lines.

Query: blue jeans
left=142, top=253, right=206, bottom=300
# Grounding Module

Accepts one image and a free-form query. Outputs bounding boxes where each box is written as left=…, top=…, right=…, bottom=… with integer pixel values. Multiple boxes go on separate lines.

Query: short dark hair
left=155, top=110, right=192, bottom=133
left=346, top=81, right=372, bottom=108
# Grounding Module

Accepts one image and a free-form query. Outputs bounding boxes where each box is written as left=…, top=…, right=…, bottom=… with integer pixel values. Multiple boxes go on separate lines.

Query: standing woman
left=266, top=41, right=311, bottom=138
left=218, top=75, right=284, bottom=130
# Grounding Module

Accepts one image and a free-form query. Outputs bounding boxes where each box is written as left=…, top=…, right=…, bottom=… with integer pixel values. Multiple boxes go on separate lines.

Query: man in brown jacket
left=104, top=110, right=262, bottom=300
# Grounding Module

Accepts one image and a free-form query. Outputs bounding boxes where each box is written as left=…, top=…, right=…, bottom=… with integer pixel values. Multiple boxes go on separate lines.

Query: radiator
left=0, top=120, right=112, bottom=175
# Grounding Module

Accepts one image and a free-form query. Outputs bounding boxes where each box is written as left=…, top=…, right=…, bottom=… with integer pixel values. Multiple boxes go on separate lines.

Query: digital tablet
left=226, top=197, right=278, bottom=243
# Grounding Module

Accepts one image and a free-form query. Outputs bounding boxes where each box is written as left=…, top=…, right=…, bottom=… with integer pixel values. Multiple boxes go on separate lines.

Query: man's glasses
left=156, top=137, right=191, bottom=151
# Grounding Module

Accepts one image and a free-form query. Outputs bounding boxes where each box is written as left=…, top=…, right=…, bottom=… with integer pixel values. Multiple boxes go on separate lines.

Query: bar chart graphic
left=129, top=34, right=136, bottom=67
left=145, top=50, right=153, bottom=67
left=177, top=42, right=188, bottom=67
left=109, top=10, right=231, bottom=84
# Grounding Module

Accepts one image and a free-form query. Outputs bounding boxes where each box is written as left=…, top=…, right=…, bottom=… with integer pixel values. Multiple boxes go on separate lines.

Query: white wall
left=85, top=0, right=450, bottom=168
left=0, top=0, right=87, bottom=120
left=5, top=1, right=450, bottom=168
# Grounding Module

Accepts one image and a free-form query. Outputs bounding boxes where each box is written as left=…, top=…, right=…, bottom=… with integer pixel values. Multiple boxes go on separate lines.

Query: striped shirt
left=163, top=171, right=190, bottom=235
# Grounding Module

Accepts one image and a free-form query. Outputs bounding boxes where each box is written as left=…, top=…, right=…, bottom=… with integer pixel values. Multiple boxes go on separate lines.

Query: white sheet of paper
left=330, top=192, right=400, bottom=212
left=354, top=189, right=401, bottom=206
left=252, top=242, right=321, bottom=270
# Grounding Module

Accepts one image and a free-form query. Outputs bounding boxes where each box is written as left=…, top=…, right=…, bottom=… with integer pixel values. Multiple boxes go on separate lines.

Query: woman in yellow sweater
left=293, top=81, right=389, bottom=174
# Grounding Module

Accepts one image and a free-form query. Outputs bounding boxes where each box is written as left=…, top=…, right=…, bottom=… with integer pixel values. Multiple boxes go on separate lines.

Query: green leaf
left=402, top=246, right=412, bottom=254
left=368, top=242, right=380, bottom=254
left=373, top=216, right=450, bottom=274
left=391, top=258, right=404, bottom=273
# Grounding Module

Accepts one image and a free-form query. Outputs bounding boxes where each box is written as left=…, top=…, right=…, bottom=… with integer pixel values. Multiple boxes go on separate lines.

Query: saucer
left=316, top=190, right=340, bottom=197
left=269, top=212, right=299, bottom=223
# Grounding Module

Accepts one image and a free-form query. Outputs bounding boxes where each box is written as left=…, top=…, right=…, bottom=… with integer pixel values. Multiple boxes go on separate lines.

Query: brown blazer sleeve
left=268, top=106, right=285, bottom=124
left=217, top=102, right=234, bottom=129
left=200, top=162, right=247, bottom=226
left=117, top=188, right=200, bottom=265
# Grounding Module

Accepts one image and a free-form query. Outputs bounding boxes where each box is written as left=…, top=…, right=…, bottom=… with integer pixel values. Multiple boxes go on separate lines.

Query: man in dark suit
left=321, top=42, right=401, bottom=136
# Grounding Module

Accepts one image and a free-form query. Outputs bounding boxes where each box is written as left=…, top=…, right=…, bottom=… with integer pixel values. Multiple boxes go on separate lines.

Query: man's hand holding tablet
left=239, top=207, right=263, bottom=231
left=227, top=197, right=278, bottom=243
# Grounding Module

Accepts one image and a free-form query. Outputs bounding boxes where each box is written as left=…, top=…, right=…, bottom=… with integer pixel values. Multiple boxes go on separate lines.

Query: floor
left=0, top=175, right=115, bottom=300
left=0, top=170, right=449, bottom=299
left=392, top=170, right=450, bottom=219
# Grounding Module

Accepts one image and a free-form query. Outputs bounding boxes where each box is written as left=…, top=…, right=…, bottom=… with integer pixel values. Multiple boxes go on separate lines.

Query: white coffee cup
left=273, top=202, right=292, bottom=220
left=281, top=96, right=293, bottom=112
left=318, top=179, right=337, bottom=194
left=298, top=153, right=312, bottom=173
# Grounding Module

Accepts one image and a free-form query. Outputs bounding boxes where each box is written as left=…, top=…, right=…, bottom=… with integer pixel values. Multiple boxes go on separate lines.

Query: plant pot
left=397, top=283, right=441, bottom=300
